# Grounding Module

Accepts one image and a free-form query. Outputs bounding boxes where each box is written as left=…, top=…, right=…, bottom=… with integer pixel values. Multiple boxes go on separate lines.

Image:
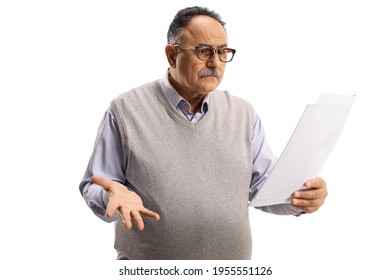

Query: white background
left=1, top=0, right=389, bottom=279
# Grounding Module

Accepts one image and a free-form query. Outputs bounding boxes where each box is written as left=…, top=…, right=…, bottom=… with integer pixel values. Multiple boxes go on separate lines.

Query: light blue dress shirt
left=80, top=73, right=302, bottom=221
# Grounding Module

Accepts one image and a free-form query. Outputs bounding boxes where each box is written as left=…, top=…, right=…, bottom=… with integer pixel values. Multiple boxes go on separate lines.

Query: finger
left=105, top=200, right=119, bottom=218
left=139, top=208, right=161, bottom=221
left=130, top=211, right=145, bottom=231
left=91, top=175, right=112, bottom=190
left=304, top=177, right=326, bottom=189
left=119, top=208, right=133, bottom=230
left=291, top=197, right=324, bottom=208
left=294, top=178, right=328, bottom=200
left=293, top=188, right=324, bottom=200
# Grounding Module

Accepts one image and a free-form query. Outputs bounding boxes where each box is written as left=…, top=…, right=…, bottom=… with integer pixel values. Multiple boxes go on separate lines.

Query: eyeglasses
left=174, top=45, right=236, bottom=62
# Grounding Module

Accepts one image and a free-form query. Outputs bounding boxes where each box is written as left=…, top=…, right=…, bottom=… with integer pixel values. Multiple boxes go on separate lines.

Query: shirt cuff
left=290, top=205, right=306, bottom=216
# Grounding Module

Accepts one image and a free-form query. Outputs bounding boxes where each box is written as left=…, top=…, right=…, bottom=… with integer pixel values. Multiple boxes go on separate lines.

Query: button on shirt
left=80, top=72, right=302, bottom=221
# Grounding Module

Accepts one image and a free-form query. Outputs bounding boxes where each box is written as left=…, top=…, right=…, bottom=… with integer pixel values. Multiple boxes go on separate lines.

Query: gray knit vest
left=110, top=80, right=254, bottom=259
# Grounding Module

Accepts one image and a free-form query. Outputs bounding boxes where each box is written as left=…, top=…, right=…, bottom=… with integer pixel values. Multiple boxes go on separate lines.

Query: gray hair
left=167, top=6, right=226, bottom=44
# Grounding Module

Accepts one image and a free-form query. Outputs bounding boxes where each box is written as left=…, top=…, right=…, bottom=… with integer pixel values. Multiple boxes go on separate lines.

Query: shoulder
left=112, top=80, right=160, bottom=104
left=110, top=80, right=163, bottom=114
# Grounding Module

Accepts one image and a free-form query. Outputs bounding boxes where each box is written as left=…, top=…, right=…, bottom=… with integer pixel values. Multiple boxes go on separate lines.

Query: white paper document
left=249, top=93, right=356, bottom=207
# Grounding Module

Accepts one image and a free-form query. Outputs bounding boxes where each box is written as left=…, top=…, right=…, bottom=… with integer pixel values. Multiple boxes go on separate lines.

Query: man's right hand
left=91, top=176, right=160, bottom=230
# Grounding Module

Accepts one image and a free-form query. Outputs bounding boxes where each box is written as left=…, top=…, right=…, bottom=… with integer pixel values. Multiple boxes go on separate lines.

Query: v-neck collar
left=152, top=80, right=214, bottom=132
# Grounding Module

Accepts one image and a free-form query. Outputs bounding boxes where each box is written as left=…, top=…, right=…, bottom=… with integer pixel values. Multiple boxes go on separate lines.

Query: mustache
left=198, top=68, right=222, bottom=79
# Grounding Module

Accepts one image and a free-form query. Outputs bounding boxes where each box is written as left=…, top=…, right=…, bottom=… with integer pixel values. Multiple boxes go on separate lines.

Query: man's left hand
left=291, top=177, right=328, bottom=213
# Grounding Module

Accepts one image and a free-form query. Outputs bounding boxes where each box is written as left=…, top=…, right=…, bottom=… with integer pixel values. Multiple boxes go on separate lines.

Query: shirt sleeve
left=249, top=111, right=303, bottom=216
left=79, top=108, right=127, bottom=222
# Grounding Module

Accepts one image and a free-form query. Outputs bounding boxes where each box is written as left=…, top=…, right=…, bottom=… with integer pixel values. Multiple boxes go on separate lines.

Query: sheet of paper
left=249, top=93, right=356, bottom=207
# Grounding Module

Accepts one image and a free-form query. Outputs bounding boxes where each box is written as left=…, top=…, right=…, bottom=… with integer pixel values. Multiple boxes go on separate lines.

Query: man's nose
left=206, top=52, right=222, bottom=68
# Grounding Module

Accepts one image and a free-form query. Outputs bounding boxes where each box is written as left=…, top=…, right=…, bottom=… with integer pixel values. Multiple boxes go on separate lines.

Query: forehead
left=181, top=15, right=227, bottom=46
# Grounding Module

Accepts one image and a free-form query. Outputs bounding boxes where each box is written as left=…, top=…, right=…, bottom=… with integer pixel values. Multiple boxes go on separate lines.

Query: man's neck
left=168, top=73, right=205, bottom=113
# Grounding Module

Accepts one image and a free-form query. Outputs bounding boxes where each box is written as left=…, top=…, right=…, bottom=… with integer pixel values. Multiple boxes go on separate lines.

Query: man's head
left=165, top=7, right=234, bottom=102
left=167, top=6, right=226, bottom=45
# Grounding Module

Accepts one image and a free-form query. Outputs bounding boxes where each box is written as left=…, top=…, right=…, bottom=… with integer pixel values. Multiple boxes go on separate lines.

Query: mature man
left=79, top=6, right=327, bottom=260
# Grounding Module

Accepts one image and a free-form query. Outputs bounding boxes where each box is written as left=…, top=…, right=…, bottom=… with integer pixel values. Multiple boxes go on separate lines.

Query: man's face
left=169, top=15, right=228, bottom=98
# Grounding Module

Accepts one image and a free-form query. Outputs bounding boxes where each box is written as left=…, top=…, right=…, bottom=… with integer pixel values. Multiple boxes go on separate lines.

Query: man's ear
left=165, top=44, right=177, bottom=68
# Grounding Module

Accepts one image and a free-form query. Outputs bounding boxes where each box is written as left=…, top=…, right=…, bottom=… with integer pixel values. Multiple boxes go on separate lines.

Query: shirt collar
left=160, top=70, right=209, bottom=114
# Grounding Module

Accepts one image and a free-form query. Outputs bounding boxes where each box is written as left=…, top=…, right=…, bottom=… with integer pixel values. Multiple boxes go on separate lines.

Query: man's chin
left=198, top=78, right=220, bottom=91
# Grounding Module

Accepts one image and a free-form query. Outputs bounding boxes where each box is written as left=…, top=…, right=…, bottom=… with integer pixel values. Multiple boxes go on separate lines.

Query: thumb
left=91, top=175, right=112, bottom=191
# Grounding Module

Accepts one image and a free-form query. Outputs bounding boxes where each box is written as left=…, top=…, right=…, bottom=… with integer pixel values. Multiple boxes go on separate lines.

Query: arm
left=79, top=108, right=160, bottom=229
left=249, top=112, right=302, bottom=215
left=79, top=108, right=128, bottom=222
left=249, top=112, right=327, bottom=215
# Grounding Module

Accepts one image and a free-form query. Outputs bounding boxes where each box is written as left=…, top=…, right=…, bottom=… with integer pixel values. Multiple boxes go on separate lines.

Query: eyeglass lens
left=197, top=47, right=234, bottom=62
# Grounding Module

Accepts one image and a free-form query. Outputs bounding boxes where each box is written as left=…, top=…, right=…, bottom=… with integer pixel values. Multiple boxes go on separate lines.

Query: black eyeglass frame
left=174, top=44, right=236, bottom=62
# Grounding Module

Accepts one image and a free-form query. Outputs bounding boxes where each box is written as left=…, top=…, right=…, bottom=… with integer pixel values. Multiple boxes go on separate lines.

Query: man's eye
left=199, top=48, right=212, bottom=54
